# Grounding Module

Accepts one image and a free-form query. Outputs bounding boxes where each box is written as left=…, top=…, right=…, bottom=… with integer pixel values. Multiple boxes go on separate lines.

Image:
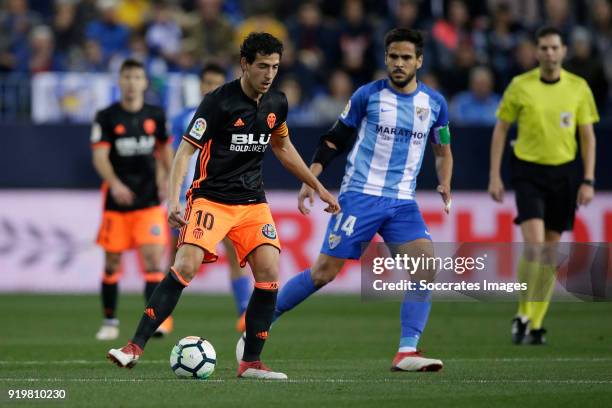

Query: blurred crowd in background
left=0, top=0, right=610, bottom=125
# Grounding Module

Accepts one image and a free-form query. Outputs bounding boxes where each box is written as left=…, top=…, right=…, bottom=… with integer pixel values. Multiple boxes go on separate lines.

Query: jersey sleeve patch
left=189, top=118, right=207, bottom=140
left=90, top=122, right=102, bottom=143
left=91, top=111, right=113, bottom=147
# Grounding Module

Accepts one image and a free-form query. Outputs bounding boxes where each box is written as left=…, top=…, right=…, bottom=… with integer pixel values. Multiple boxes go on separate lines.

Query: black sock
left=144, top=281, right=159, bottom=303
left=132, top=270, right=185, bottom=349
left=243, top=286, right=278, bottom=362
left=101, top=282, right=118, bottom=319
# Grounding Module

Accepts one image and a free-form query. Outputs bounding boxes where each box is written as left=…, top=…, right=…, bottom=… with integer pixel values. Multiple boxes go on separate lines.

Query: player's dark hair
left=384, top=28, right=424, bottom=57
left=119, top=58, right=146, bottom=73
left=199, top=62, right=226, bottom=79
left=240, top=32, right=284, bottom=64
left=535, top=26, right=565, bottom=45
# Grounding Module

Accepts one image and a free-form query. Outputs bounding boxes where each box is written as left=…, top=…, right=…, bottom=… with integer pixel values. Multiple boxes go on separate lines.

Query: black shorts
left=511, top=153, right=579, bottom=233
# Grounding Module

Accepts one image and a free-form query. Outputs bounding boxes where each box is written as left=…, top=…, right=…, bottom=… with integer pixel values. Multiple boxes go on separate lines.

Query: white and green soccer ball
left=170, top=336, right=216, bottom=379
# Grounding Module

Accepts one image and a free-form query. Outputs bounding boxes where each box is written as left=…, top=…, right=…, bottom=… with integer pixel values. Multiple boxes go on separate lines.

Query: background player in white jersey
left=170, top=63, right=251, bottom=333
left=245, top=28, right=453, bottom=371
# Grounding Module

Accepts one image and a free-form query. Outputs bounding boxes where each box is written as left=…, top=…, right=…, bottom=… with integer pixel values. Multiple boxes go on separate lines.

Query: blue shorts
left=320, top=191, right=430, bottom=260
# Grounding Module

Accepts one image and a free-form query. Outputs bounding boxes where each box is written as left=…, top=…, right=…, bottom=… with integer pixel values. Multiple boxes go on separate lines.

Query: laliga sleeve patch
left=90, top=123, right=102, bottom=143
left=189, top=118, right=207, bottom=140
left=261, top=224, right=277, bottom=239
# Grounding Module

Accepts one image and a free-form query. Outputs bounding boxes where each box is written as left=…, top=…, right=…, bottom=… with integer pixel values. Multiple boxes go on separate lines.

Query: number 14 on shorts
left=333, top=213, right=357, bottom=236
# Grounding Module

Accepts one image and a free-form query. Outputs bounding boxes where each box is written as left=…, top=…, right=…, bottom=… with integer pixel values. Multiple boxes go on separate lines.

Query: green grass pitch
left=1, top=294, right=611, bottom=407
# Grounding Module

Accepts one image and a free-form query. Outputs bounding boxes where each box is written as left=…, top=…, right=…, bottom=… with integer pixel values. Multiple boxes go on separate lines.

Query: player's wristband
left=581, top=179, right=595, bottom=187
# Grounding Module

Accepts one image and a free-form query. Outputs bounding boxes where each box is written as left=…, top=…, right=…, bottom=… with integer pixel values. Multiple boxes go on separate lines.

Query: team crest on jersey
left=193, top=227, right=204, bottom=239
left=262, top=223, right=277, bottom=239
left=267, top=113, right=276, bottom=129
left=114, top=123, right=126, bottom=135
left=340, top=100, right=351, bottom=119
left=560, top=112, right=572, bottom=128
left=143, top=118, right=156, bottom=134
left=328, top=233, right=342, bottom=249
left=190, top=118, right=207, bottom=140
left=415, top=106, right=430, bottom=122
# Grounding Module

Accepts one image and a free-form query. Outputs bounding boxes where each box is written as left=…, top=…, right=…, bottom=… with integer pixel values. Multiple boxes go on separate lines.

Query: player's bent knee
left=104, top=252, right=121, bottom=272
left=171, top=262, right=199, bottom=283
left=253, top=264, right=279, bottom=283
left=102, top=269, right=121, bottom=284
left=311, top=263, right=340, bottom=287
left=311, top=255, right=344, bottom=287
left=310, top=269, right=335, bottom=287
left=142, top=257, right=162, bottom=274
left=413, top=267, right=436, bottom=284
left=523, top=243, right=545, bottom=262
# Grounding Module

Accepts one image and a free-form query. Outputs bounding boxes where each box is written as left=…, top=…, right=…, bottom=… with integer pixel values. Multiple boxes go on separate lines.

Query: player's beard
left=389, top=71, right=416, bottom=88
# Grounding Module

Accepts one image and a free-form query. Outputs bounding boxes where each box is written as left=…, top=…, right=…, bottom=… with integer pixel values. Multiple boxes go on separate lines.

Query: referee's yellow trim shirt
left=496, top=68, right=599, bottom=165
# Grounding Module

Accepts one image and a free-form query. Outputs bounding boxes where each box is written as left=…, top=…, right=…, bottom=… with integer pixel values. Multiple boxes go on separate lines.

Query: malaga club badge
left=415, top=106, right=430, bottom=122
left=328, top=233, right=342, bottom=249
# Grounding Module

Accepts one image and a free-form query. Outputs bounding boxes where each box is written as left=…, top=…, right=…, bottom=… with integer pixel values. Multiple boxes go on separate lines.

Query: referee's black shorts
left=510, top=153, right=579, bottom=233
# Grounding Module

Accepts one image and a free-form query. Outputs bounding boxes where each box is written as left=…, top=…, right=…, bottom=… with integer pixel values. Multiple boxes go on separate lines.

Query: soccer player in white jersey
left=239, top=28, right=453, bottom=371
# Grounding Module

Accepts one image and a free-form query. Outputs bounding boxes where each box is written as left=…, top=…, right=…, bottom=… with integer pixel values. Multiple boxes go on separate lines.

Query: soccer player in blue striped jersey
left=169, top=63, right=252, bottom=333
left=248, top=28, right=453, bottom=371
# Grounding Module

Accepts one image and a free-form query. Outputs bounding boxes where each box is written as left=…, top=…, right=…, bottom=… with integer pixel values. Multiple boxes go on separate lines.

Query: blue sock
left=273, top=269, right=317, bottom=322
left=231, top=276, right=251, bottom=315
left=399, top=289, right=432, bottom=351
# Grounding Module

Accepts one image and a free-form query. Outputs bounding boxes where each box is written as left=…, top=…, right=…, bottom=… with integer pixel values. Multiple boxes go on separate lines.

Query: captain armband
left=311, top=120, right=356, bottom=169
left=312, top=139, right=340, bottom=169
left=432, top=125, right=451, bottom=145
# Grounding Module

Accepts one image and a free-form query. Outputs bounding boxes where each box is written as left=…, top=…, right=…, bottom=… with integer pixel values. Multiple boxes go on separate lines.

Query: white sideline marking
left=1, top=357, right=612, bottom=365
left=0, top=378, right=611, bottom=385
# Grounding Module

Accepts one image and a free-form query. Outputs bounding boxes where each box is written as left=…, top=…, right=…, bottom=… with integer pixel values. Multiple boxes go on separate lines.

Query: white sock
left=103, top=318, right=119, bottom=326
left=398, top=346, right=417, bottom=353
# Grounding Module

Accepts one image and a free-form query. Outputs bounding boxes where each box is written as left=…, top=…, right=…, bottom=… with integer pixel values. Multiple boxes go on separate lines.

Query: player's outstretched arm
left=488, top=120, right=511, bottom=203
left=167, top=140, right=197, bottom=228
left=92, top=145, right=135, bottom=206
left=297, top=121, right=355, bottom=214
left=270, top=135, right=340, bottom=214
left=297, top=163, right=323, bottom=215
left=433, top=143, right=453, bottom=214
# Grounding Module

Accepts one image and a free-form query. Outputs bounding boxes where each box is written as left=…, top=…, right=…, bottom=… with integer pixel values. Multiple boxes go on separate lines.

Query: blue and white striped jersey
left=338, top=79, right=449, bottom=200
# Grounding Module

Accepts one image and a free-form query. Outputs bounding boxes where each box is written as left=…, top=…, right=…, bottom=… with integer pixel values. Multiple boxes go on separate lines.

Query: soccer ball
left=170, top=336, right=216, bottom=379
